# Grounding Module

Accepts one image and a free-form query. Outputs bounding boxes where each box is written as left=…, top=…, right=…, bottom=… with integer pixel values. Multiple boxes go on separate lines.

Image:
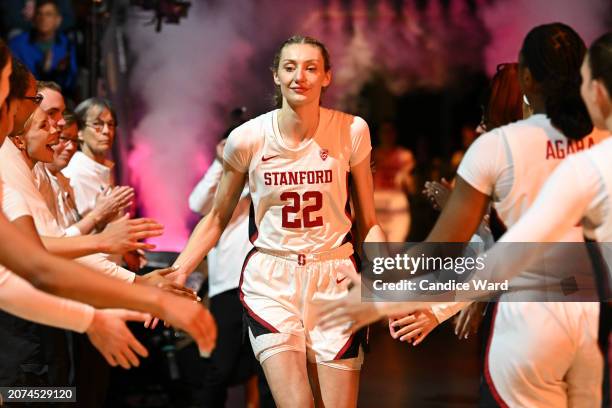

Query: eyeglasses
left=85, top=121, right=116, bottom=132
left=24, top=94, right=43, bottom=105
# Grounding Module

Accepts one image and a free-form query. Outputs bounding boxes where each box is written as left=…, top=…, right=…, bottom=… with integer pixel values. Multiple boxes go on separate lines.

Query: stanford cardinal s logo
left=319, top=149, right=329, bottom=161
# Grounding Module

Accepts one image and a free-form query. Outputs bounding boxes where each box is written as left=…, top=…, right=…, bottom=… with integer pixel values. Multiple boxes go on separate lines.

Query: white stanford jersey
left=224, top=108, right=371, bottom=253
left=459, top=114, right=607, bottom=237
left=581, top=137, right=612, bottom=241
left=459, top=115, right=606, bottom=407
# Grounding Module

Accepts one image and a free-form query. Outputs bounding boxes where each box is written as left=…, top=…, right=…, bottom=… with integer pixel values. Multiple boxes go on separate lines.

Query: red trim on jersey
left=334, top=332, right=355, bottom=360
left=349, top=253, right=358, bottom=274
left=248, top=202, right=259, bottom=245
left=238, top=248, right=279, bottom=334
left=334, top=252, right=360, bottom=360
left=344, top=172, right=352, bottom=223
left=484, top=304, right=509, bottom=408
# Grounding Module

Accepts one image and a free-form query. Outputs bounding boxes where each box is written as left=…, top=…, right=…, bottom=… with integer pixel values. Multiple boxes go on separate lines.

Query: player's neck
left=605, top=115, right=612, bottom=133
left=278, top=104, right=320, bottom=147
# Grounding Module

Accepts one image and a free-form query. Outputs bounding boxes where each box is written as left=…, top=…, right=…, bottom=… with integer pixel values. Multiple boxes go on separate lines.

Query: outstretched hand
left=157, top=294, right=217, bottom=357
left=318, top=283, right=384, bottom=334
left=86, top=309, right=150, bottom=369
left=140, top=266, right=200, bottom=301
left=99, top=214, right=164, bottom=254
left=453, top=302, right=486, bottom=339
left=389, top=307, right=439, bottom=346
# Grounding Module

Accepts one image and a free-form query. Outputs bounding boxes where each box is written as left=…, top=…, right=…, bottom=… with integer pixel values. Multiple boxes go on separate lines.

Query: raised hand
left=139, top=266, right=200, bottom=301
left=453, top=302, right=486, bottom=339
left=157, top=294, right=217, bottom=357
left=389, top=308, right=439, bottom=346
left=86, top=309, right=150, bottom=369
left=92, top=186, right=135, bottom=228
left=98, top=214, right=163, bottom=254
left=423, top=178, right=452, bottom=211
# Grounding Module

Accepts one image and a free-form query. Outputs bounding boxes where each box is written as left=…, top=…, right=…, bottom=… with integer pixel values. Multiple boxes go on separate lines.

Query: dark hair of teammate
left=520, top=23, right=592, bottom=140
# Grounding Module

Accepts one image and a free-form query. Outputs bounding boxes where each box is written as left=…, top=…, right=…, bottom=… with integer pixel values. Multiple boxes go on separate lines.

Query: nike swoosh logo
left=336, top=277, right=347, bottom=284
left=262, top=155, right=279, bottom=162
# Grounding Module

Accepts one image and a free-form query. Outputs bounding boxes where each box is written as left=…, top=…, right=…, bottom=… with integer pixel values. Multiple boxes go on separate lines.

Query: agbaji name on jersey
left=545, top=136, right=595, bottom=160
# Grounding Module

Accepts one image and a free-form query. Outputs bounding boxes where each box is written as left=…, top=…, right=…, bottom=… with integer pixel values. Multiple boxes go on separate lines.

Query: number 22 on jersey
left=281, top=191, right=323, bottom=228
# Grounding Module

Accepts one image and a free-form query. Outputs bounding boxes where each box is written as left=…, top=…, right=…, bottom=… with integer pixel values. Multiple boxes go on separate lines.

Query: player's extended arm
left=365, top=157, right=595, bottom=319
left=320, top=173, right=492, bottom=331
left=425, top=176, right=490, bottom=242
left=172, top=162, right=247, bottom=282
left=0, top=212, right=216, bottom=354
left=466, top=157, right=594, bottom=286
left=40, top=215, right=163, bottom=257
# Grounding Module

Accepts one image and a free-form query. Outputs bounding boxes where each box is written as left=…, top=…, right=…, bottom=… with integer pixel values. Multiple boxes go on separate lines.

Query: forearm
left=431, top=301, right=471, bottom=323
left=33, top=254, right=164, bottom=315
left=364, top=224, right=386, bottom=243
left=0, top=214, right=164, bottom=315
left=77, top=253, right=136, bottom=283
left=0, top=271, right=95, bottom=333
left=173, top=213, right=224, bottom=275
left=41, top=234, right=105, bottom=258
left=72, top=210, right=102, bottom=235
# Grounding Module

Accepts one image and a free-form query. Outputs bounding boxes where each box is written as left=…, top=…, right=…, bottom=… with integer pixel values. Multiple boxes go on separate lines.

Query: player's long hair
left=270, top=35, right=331, bottom=109
left=588, top=32, right=612, bottom=96
left=520, top=23, right=592, bottom=140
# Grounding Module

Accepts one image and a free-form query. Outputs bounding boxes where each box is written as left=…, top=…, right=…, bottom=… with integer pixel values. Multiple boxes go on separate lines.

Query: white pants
left=485, top=302, right=603, bottom=407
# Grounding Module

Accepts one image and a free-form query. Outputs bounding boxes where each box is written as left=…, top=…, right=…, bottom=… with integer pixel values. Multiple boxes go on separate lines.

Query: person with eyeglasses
left=0, top=58, right=209, bottom=385
left=61, top=97, right=153, bottom=272
left=62, top=98, right=121, bottom=223
left=0, top=42, right=216, bottom=382
left=36, top=82, right=134, bottom=236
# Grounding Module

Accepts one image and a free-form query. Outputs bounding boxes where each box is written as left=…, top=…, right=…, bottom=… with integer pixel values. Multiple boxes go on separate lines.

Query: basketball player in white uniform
left=170, top=35, right=385, bottom=407
left=321, top=24, right=605, bottom=407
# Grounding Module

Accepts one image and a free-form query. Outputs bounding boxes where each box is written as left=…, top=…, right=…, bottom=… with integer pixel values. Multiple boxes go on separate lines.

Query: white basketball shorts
left=239, top=243, right=365, bottom=370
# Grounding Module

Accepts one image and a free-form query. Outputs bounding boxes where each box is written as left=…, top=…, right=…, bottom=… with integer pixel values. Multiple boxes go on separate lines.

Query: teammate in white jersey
left=170, top=35, right=385, bottom=407
left=322, top=24, right=606, bottom=407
